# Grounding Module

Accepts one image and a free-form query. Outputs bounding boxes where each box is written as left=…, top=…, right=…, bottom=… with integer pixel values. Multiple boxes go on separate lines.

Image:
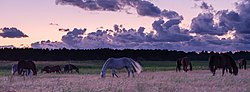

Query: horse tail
left=189, top=62, right=192, bottom=71
left=11, top=64, right=16, bottom=75
left=130, top=59, right=142, bottom=74
left=209, top=56, right=214, bottom=73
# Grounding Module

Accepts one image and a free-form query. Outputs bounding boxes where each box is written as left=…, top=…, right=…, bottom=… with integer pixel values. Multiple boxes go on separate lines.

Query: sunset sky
left=1, top=0, right=250, bottom=52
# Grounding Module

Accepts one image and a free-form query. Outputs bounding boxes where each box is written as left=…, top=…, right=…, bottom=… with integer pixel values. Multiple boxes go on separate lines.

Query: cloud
left=49, top=23, right=59, bottom=26
left=199, top=1, right=214, bottom=11
left=31, top=40, right=69, bottom=49
left=0, top=45, right=15, bottom=48
left=152, top=18, right=192, bottom=42
left=136, top=1, right=161, bottom=17
left=0, top=27, right=28, bottom=38
left=59, top=28, right=70, bottom=32
left=61, top=28, right=86, bottom=48
left=55, top=0, right=182, bottom=19
left=31, top=0, right=250, bottom=52
left=190, top=13, right=228, bottom=36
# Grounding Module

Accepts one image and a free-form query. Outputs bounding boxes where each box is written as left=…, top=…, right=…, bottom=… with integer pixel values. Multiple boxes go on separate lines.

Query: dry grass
left=0, top=69, right=250, bottom=92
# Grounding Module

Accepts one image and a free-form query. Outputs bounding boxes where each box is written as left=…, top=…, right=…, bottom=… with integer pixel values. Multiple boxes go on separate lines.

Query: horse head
left=100, top=70, right=106, bottom=78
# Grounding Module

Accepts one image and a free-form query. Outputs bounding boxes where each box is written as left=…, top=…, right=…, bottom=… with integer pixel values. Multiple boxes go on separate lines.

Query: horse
left=100, top=57, right=142, bottom=78
left=17, top=60, right=37, bottom=75
left=41, top=65, right=61, bottom=73
left=237, top=59, right=247, bottom=70
left=12, top=64, right=32, bottom=76
left=64, top=64, right=79, bottom=73
left=176, top=57, right=192, bottom=72
left=209, top=54, right=238, bottom=76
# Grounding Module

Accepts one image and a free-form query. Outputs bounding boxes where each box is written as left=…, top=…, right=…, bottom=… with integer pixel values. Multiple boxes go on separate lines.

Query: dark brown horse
left=237, top=59, right=247, bottom=70
left=41, top=65, right=61, bottom=73
left=176, top=57, right=192, bottom=72
left=17, top=60, right=37, bottom=75
left=64, top=64, right=79, bottom=73
left=209, top=54, right=238, bottom=76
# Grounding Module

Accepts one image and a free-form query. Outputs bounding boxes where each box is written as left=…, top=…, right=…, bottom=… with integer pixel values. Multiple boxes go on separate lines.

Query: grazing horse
left=12, top=64, right=31, bottom=76
left=176, top=57, right=192, bottom=72
left=64, top=64, right=79, bottom=73
left=100, top=57, right=142, bottom=78
left=209, top=54, right=238, bottom=76
left=17, top=60, right=37, bottom=75
left=41, top=65, right=61, bottom=73
left=237, top=59, right=247, bottom=70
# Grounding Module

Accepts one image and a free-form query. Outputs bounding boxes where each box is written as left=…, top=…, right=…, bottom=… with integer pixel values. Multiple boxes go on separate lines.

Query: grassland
left=0, top=60, right=250, bottom=92
left=0, top=60, right=212, bottom=76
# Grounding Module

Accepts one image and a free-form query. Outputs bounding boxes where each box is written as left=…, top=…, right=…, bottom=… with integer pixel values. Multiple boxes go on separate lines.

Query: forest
left=0, top=48, right=249, bottom=61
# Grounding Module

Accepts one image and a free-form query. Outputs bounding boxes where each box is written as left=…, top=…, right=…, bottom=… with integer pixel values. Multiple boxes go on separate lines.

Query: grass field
left=0, top=60, right=212, bottom=76
left=0, top=60, right=250, bottom=92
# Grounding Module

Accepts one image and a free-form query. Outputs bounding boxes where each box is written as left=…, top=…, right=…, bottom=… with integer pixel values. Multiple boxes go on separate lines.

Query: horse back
left=209, top=55, right=225, bottom=68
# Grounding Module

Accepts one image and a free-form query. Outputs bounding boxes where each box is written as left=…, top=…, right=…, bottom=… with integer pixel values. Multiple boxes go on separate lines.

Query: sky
left=1, top=0, right=250, bottom=52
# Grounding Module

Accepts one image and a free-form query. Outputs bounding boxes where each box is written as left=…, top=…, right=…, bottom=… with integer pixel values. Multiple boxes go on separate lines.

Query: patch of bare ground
left=0, top=69, right=250, bottom=92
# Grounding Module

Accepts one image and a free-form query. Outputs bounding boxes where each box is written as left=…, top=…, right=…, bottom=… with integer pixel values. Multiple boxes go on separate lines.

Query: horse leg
left=228, top=67, right=233, bottom=74
left=222, top=68, right=225, bottom=76
left=183, top=66, right=187, bottom=72
left=126, top=67, right=130, bottom=77
left=213, top=67, right=217, bottom=76
left=244, top=64, right=247, bottom=70
left=176, top=65, right=181, bottom=72
left=112, top=69, right=118, bottom=78
left=127, top=67, right=134, bottom=77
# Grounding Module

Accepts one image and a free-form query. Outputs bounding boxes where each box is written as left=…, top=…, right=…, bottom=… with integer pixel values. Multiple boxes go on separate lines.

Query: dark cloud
left=0, top=27, right=28, bottom=38
left=152, top=18, right=192, bottom=42
left=55, top=0, right=182, bottom=19
left=200, top=2, right=213, bottom=11
left=31, top=40, right=68, bottom=49
left=190, top=13, right=228, bottom=36
left=49, top=23, right=59, bottom=26
left=161, top=9, right=183, bottom=19
left=61, top=28, right=86, bottom=48
left=59, top=28, right=70, bottom=32
left=136, top=1, right=161, bottom=17
left=0, top=45, right=15, bottom=48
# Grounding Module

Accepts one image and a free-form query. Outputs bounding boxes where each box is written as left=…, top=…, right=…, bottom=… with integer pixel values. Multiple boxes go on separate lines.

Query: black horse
left=17, top=60, right=37, bottom=75
left=176, top=57, right=192, bottom=72
left=41, top=65, right=61, bottom=73
left=64, top=64, right=79, bottom=73
left=209, top=54, right=238, bottom=76
left=237, top=59, right=247, bottom=70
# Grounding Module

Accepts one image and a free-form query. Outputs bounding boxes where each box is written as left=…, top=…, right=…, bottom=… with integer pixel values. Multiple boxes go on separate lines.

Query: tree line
left=0, top=48, right=249, bottom=61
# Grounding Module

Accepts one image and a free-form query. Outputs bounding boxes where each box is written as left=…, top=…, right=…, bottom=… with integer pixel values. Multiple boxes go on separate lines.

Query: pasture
left=0, top=60, right=250, bottom=92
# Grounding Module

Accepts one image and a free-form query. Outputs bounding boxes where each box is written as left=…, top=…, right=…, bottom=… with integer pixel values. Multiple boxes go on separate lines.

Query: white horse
left=100, top=57, right=142, bottom=78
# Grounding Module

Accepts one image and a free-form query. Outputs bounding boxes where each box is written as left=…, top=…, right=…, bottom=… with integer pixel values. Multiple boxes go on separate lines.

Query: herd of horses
left=176, top=54, right=247, bottom=76
left=12, top=61, right=79, bottom=76
left=11, top=53, right=247, bottom=78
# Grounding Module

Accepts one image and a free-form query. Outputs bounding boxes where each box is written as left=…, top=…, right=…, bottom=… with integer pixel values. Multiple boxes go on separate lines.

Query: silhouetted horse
left=176, top=57, right=192, bottom=72
left=209, top=54, right=238, bottom=76
left=41, top=65, right=61, bottom=73
left=64, top=64, right=79, bottom=73
left=12, top=64, right=32, bottom=76
left=237, top=59, right=247, bottom=70
left=100, top=57, right=142, bottom=78
left=17, top=60, right=37, bottom=75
